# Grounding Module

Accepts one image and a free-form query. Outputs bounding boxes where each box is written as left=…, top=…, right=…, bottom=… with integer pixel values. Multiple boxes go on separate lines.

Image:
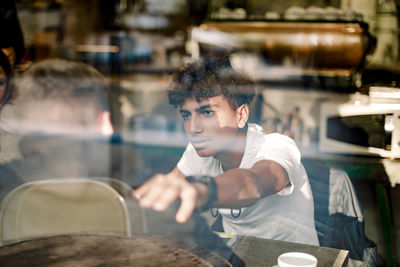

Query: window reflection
left=0, top=1, right=398, bottom=266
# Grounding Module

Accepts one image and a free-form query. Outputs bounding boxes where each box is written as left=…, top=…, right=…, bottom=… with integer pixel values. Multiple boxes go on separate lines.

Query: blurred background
left=5, top=0, right=400, bottom=265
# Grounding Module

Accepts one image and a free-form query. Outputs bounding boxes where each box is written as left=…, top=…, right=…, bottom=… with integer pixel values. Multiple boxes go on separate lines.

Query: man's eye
left=202, top=110, right=214, bottom=116
left=181, top=113, right=190, bottom=120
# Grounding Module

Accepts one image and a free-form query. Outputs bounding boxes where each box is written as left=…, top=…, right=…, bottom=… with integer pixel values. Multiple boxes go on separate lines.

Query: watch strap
left=186, top=175, right=218, bottom=212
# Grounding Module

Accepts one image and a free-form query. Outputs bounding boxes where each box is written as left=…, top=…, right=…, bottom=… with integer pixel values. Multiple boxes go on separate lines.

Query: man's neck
left=215, top=126, right=248, bottom=171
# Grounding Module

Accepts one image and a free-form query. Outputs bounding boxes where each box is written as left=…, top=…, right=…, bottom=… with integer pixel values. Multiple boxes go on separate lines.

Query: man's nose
left=188, top=116, right=202, bottom=134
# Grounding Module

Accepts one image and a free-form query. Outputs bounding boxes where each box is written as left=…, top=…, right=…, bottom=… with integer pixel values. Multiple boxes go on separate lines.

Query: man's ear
left=237, top=104, right=249, bottom=128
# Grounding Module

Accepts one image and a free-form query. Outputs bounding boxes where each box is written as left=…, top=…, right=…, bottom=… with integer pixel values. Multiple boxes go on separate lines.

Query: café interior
left=0, top=0, right=400, bottom=266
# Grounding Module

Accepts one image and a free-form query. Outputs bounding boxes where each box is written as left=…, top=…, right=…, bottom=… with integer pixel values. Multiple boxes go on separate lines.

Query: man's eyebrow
left=196, top=104, right=214, bottom=112
left=179, top=104, right=217, bottom=113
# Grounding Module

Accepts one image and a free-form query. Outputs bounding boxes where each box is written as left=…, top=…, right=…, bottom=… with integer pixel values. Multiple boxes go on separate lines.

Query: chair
left=93, top=177, right=134, bottom=197
left=0, top=178, right=131, bottom=245
left=93, top=177, right=147, bottom=234
left=303, top=161, right=377, bottom=267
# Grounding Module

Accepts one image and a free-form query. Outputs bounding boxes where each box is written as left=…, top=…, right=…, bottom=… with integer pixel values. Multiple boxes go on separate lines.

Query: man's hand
left=133, top=169, right=206, bottom=223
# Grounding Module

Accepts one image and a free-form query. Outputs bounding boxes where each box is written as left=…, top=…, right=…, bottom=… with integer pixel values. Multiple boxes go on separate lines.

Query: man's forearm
left=214, top=168, right=263, bottom=208
left=214, top=160, right=290, bottom=209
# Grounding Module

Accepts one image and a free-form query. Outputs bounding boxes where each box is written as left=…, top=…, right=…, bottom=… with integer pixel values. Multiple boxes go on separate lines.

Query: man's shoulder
left=244, top=124, right=301, bottom=165
left=247, top=123, right=295, bottom=145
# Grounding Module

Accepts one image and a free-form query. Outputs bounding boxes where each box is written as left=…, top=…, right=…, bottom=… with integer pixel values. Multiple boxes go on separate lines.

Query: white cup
left=277, top=252, right=318, bottom=267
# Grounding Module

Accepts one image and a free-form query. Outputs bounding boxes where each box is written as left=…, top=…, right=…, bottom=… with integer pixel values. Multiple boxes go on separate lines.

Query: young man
left=134, top=58, right=319, bottom=246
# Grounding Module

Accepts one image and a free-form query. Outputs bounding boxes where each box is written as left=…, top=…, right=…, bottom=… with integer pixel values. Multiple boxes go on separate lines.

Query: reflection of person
left=9, top=59, right=113, bottom=136
left=134, top=58, right=319, bottom=245
left=0, top=59, right=113, bottom=198
left=0, top=59, right=113, bottom=181
left=0, top=0, right=25, bottom=65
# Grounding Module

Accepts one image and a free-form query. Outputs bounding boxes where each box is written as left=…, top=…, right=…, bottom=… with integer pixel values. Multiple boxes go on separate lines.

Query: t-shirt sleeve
left=251, top=134, right=302, bottom=196
left=176, top=143, right=200, bottom=176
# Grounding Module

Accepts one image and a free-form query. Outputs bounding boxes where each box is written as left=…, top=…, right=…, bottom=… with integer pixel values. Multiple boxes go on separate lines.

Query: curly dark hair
left=168, top=57, right=255, bottom=109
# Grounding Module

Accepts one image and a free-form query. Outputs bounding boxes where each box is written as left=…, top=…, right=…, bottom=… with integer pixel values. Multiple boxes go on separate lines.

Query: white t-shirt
left=177, top=123, right=319, bottom=246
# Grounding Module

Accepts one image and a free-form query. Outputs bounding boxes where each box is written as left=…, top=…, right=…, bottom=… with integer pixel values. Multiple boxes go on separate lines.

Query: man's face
left=179, top=95, right=243, bottom=157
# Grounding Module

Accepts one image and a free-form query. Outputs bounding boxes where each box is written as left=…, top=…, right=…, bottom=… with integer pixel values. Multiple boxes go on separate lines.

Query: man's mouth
left=190, top=138, right=210, bottom=149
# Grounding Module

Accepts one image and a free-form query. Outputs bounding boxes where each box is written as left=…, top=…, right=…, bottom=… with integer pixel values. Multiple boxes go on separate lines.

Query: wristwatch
left=186, top=175, right=218, bottom=212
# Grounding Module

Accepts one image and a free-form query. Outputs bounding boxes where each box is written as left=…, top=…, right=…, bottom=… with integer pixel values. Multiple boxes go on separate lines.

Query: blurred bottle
left=291, top=106, right=303, bottom=144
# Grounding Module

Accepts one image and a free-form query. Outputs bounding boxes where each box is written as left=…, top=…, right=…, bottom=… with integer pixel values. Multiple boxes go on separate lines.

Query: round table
left=0, top=234, right=231, bottom=266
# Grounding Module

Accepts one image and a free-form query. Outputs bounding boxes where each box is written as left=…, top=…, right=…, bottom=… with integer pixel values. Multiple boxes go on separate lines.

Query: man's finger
left=175, top=187, right=197, bottom=223
left=137, top=184, right=166, bottom=208
left=152, top=187, right=180, bottom=211
left=132, top=174, right=164, bottom=200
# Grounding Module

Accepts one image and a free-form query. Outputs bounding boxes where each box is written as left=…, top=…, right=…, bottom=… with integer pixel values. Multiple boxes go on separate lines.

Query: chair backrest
left=0, top=178, right=131, bottom=245
left=93, top=177, right=147, bottom=234
left=93, top=177, right=133, bottom=197
left=303, top=161, right=377, bottom=266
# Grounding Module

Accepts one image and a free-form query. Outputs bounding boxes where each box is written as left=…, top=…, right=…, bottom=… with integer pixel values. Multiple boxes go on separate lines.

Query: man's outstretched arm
left=133, top=160, right=290, bottom=223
